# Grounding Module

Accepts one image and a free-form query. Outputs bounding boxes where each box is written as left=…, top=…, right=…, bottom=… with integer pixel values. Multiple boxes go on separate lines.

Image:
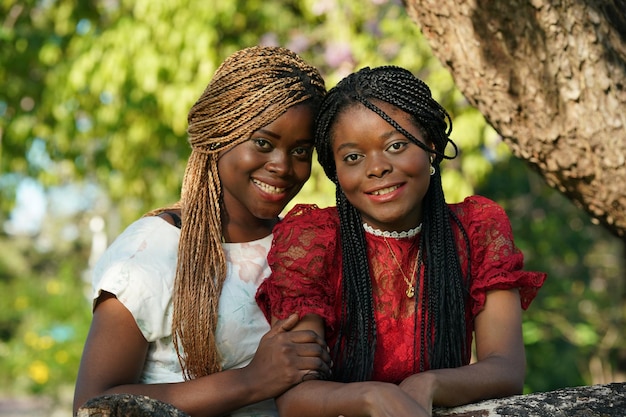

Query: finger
left=285, top=328, right=328, bottom=346
left=271, top=313, right=299, bottom=334
left=294, top=357, right=333, bottom=379
left=300, top=370, right=321, bottom=382
left=296, top=368, right=331, bottom=384
left=289, top=341, right=332, bottom=364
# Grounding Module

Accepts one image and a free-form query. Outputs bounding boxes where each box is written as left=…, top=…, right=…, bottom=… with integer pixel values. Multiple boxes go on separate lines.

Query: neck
left=222, top=217, right=278, bottom=243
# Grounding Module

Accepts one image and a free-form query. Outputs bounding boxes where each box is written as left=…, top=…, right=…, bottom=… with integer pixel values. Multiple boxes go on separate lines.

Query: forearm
left=425, top=355, right=525, bottom=407
left=78, top=367, right=268, bottom=417
left=277, top=379, right=424, bottom=417
left=414, top=289, right=527, bottom=408
left=279, top=381, right=355, bottom=417
left=76, top=302, right=331, bottom=417
left=277, top=380, right=362, bottom=417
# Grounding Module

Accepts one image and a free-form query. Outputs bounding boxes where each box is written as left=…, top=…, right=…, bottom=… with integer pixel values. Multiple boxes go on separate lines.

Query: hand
left=245, top=314, right=331, bottom=398
left=398, top=372, right=436, bottom=414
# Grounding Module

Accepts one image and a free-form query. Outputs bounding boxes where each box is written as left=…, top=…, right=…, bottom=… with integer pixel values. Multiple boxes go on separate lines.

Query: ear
left=428, top=141, right=436, bottom=163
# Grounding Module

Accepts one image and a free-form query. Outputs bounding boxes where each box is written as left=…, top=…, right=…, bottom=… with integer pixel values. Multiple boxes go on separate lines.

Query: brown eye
left=387, top=141, right=408, bottom=153
left=252, top=138, right=272, bottom=150
left=292, top=146, right=313, bottom=159
left=343, top=153, right=362, bottom=163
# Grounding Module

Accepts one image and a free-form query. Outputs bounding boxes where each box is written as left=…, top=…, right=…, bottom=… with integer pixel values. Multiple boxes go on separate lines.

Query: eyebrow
left=335, top=129, right=398, bottom=151
left=253, top=129, right=314, bottom=145
left=255, top=128, right=280, bottom=139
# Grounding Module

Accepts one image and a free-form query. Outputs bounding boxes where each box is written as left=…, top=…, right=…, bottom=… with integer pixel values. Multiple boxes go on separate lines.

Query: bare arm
left=73, top=293, right=331, bottom=417
left=274, top=315, right=429, bottom=417
left=399, top=289, right=526, bottom=411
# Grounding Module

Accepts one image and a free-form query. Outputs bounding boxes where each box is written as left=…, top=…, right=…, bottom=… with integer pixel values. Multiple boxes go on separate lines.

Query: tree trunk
left=403, top=0, right=626, bottom=239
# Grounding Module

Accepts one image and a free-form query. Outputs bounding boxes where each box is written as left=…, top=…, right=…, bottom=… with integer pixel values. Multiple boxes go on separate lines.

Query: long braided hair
left=146, top=46, right=325, bottom=379
left=315, top=66, right=470, bottom=382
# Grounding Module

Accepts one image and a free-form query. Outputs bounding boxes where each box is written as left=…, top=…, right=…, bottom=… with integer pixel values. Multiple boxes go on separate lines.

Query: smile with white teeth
left=370, top=185, right=400, bottom=196
left=252, top=179, right=286, bottom=194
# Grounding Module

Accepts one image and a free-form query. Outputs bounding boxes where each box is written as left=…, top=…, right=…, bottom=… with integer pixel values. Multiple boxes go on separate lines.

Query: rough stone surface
left=77, top=394, right=189, bottom=417
left=434, top=382, right=626, bottom=416
left=76, top=383, right=626, bottom=416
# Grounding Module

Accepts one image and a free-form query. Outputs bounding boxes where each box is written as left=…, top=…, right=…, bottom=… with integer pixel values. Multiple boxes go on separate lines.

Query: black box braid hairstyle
left=315, top=66, right=471, bottom=382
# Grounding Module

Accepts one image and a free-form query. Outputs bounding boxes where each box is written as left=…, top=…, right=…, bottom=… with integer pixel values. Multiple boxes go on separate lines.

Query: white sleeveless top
left=92, top=216, right=276, bottom=416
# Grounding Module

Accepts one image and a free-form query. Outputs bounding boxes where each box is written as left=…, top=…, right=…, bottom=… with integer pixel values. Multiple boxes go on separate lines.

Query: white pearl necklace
left=362, top=222, right=422, bottom=239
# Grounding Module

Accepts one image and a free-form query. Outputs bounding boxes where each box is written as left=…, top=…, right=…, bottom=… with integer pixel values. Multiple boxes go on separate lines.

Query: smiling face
left=218, top=104, right=315, bottom=236
left=332, top=101, right=432, bottom=232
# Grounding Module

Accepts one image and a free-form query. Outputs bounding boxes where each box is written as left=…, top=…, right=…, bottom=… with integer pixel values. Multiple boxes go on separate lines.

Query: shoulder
left=271, top=205, right=339, bottom=255
left=282, top=204, right=338, bottom=220
left=93, top=217, right=180, bottom=297
left=91, top=218, right=180, bottom=338
left=105, top=216, right=180, bottom=256
left=279, top=204, right=339, bottom=230
left=450, top=195, right=505, bottom=215
left=449, top=195, right=510, bottom=227
left=155, top=210, right=182, bottom=228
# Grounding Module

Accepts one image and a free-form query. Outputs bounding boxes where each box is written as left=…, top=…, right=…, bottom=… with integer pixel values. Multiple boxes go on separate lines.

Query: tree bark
left=403, top=0, right=626, bottom=239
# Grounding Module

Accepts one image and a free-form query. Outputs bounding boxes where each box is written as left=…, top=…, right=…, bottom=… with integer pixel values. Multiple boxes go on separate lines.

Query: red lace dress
left=257, top=195, right=546, bottom=383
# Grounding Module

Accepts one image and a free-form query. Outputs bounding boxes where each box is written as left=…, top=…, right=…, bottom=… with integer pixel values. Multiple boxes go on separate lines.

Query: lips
left=252, top=178, right=287, bottom=195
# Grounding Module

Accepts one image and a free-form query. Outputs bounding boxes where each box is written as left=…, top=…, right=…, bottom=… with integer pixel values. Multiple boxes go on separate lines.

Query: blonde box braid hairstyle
left=146, top=46, right=325, bottom=379
left=314, top=66, right=470, bottom=382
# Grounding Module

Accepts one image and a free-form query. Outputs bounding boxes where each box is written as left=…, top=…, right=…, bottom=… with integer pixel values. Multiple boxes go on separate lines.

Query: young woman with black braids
left=257, top=66, right=547, bottom=417
left=73, top=46, right=331, bottom=417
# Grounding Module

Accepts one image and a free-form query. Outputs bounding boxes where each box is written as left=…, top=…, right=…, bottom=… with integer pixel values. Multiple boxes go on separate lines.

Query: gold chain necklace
left=383, top=237, right=419, bottom=298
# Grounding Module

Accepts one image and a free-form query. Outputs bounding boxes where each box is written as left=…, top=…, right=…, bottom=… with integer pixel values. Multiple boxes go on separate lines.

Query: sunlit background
left=1, top=0, right=624, bottom=415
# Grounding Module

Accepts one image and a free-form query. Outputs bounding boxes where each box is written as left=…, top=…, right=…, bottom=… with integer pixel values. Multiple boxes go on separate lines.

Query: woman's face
left=331, top=101, right=432, bottom=232
left=218, top=104, right=315, bottom=226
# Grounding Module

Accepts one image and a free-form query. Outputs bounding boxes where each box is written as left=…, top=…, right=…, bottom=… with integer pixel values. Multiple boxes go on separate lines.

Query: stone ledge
left=434, top=382, right=626, bottom=416
left=77, top=394, right=188, bottom=417
left=77, top=382, right=626, bottom=416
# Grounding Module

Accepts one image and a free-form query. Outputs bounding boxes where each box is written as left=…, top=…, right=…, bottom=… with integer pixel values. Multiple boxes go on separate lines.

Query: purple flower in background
left=324, top=42, right=354, bottom=68
left=312, top=0, right=335, bottom=15
left=287, top=34, right=310, bottom=53
left=259, top=32, right=279, bottom=47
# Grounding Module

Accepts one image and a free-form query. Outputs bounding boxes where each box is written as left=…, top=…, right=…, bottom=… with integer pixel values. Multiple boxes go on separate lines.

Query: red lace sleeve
left=454, top=196, right=547, bottom=317
left=256, top=204, right=340, bottom=331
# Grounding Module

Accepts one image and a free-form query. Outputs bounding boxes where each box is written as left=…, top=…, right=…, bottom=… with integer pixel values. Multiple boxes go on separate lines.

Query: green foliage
left=477, top=156, right=625, bottom=392
left=0, top=235, right=91, bottom=396
left=2, top=0, right=467, bottom=227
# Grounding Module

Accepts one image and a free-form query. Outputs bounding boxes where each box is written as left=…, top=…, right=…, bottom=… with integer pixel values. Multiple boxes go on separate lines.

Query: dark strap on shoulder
left=168, top=212, right=182, bottom=229
left=159, top=211, right=181, bottom=229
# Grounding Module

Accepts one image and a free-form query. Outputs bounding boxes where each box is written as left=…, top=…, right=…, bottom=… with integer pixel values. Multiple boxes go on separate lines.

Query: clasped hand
left=245, top=313, right=332, bottom=398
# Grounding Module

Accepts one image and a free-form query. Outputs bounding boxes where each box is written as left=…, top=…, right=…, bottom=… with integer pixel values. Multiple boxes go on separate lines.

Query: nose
left=366, top=153, right=392, bottom=178
left=265, top=151, right=290, bottom=176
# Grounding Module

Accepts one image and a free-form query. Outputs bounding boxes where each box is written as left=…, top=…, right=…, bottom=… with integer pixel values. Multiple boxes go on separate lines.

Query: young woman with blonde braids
left=257, top=66, right=547, bottom=417
left=73, top=46, right=330, bottom=417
